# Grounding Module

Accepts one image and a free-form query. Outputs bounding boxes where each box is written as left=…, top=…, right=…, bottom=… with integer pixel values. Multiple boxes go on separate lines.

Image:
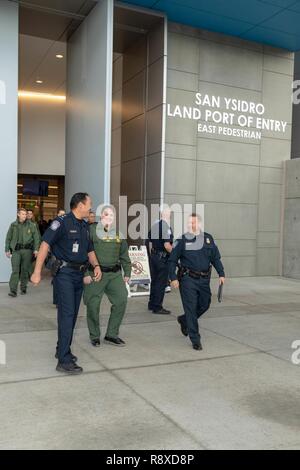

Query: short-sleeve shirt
left=42, top=212, right=93, bottom=263
left=148, top=220, right=174, bottom=252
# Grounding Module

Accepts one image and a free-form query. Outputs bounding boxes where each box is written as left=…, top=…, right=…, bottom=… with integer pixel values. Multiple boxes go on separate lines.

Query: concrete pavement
left=0, top=275, right=300, bottom=449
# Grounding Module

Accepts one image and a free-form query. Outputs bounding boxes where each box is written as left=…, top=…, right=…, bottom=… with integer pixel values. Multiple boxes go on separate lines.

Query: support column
left=65, top=0, right=113, bottom=209
left=0, top=1, right=18, bottom=282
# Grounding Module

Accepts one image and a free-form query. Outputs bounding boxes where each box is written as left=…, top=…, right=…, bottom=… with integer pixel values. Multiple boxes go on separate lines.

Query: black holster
left=45, top=255, right=62, bottom=277
left=178, top=266, right=211, bottom=280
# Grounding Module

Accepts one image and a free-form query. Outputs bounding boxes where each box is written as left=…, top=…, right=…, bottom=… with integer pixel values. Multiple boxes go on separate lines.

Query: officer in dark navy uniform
left=52, top=210, right=67, bottom=307
left=169, top=213, right=225, bottom=350
left=147, top=207, right=173, bottom=314
left=31, top=193, right=102, bottom=374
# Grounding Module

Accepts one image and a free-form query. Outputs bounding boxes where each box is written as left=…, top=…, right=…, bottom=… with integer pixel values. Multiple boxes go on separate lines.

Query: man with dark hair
left=147, top=206, right=173, bottom=315
left=26, top=208, right=41, bottom=276
left=169, top=213, right=225, bottom=351
left=5, top=208, right=40, bottom=297
left=88, top=211, right=96, bottom=225
left=31, top=192, right=102, bottom=375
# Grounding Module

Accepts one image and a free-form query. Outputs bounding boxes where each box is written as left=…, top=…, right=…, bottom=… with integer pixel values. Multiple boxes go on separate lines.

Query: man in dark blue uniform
left=52, top=210, right=67, bottom=307
left=147, top=207, right=173, bottom=314
left=31, top=193, right=102, bottom=374
left=169, top=213, right=225, bottom=350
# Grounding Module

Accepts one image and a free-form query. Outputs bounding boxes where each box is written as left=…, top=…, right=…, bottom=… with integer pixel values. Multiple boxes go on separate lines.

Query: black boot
left=56, top=362, right=83, bottom=374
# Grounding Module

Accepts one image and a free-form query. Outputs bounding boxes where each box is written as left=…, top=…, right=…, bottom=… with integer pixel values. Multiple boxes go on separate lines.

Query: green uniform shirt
left=5, top=219, right=40, bottom=252
left=89, top=223, right=131, bottom=277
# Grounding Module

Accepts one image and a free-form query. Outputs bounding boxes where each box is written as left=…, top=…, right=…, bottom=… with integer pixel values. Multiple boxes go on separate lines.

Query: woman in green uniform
left=83, top=205, right=131, bottom=347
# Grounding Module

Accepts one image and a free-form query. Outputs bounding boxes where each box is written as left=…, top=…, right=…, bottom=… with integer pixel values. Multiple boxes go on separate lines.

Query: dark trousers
left=179, top=275, right=211, bottom=345
left=52, top=278, right=58, bottom=305
left=54, top=267, right=83, bottom=364
left=148, top=254, right=169, bottom=312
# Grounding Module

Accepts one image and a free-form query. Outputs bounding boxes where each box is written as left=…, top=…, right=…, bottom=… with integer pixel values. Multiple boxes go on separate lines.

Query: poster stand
left=127, top=245, right=151, bottom=298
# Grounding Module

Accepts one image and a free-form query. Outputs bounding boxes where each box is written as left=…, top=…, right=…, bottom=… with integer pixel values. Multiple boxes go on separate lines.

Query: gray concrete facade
left=165, top=23, right=294, bottom=277
left=291, top=52, right=300, bottom=159
left=110, top=15, right=166, bottom=224
left=283, top=158, right=300, bottom=278
left=0, top=1, right=18, bottom=282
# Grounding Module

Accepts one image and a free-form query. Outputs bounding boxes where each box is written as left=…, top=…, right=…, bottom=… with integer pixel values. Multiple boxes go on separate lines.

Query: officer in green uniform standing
left=83, top=205, right=131, bottom=347
left=5, top=208, right=40, bottom=297
left=26, top=208, right=41, bottom=276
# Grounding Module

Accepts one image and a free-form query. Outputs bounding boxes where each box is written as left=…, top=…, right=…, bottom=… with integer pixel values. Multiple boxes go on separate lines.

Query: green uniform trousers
left=83, top=271, right=128, bottom=340
left=9, top=249, right=32, bottom=293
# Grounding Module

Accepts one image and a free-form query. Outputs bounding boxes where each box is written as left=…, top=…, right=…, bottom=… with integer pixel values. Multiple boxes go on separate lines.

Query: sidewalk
left=0, top=275, right=300, bottom=449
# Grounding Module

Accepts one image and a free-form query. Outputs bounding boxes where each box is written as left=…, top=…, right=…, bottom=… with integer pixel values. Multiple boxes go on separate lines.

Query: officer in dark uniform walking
left=169, top=213, right=225, bottom=350
left=147, top=207, right=173, bottom=314
left=31, top=193, right=102, bottom=374
left=52, top=210, right=67, bottom=307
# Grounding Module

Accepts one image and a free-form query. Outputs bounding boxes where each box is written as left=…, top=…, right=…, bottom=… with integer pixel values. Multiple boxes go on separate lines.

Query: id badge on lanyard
left=72, top=242, right=79, bottom=253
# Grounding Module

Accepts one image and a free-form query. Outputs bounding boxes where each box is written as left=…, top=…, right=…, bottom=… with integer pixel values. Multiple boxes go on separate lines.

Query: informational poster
left=127, top=246, right=151, bottom=297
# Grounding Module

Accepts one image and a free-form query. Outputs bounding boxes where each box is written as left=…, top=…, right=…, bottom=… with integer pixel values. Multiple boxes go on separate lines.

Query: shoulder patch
left=50, top=220, right=60, bottom=231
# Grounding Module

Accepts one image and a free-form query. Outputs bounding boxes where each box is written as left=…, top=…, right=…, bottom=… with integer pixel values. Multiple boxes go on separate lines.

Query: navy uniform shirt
left=42, top=212, right=93, bottom=264
left=148, top=220, right=174, bottom=252
left=168, top=232, right=225, bottom=281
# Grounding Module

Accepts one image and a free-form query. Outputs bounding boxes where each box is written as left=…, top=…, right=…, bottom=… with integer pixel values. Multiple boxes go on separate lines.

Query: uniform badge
left=28, top=229, right=31, bottom=234
left=50, top=220, right=60, bottom=231
left=206, top=237, right=210, bottom=244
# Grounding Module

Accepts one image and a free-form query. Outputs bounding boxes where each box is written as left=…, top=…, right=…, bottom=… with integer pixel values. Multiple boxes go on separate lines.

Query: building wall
left=65, top=0, right=113, bottom=209
left=165, top=23, right=294, bottom=277
left=0, top=1, right=18, bottom=283
left=291, top=51, right=300, bottom=159
left=111, top=21, right=165, bottom=219
left=18, top=98, right=66, bottom=175
left=283, top=159, right=300, bottom=278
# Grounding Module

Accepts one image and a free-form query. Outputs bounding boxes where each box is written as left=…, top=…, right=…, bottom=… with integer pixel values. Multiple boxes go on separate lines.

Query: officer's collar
left=70, top=211, right=84, bottom=225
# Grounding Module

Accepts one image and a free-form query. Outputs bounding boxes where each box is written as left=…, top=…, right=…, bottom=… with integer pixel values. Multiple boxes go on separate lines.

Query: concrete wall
left=18, top=97, right=66, bottom=175
left=283, top=159, right=300, bottom=278
left=111, top=21, right=166, bottom=219
left=291, top=51, right=300, bottom=159
left=165, top=23, right=294, bottom=277
left=65, top=0, right=113, bottom=210
left=0, top=1, right=18, bottom=282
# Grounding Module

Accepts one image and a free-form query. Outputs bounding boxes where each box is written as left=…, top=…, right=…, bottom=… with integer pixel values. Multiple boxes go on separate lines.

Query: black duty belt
left=15, top=243, right=33, bottom=251
left=61, top=261, right=89, bottom=272
left=178, top=266, right=211, bottom=280
left=100, top=264, right=121, bottom=273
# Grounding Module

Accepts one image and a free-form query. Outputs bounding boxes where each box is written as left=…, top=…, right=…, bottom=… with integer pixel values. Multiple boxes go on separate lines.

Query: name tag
left=72, top=242, right=79, bottom=253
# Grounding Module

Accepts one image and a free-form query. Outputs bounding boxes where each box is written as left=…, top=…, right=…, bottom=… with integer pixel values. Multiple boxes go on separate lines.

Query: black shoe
left=20, top=289, right=27, bottom=295
left=152, top=308, right=171, bottom=315
left=91, top=339, right=100, bottom=347
left=56, top=362, right=83, bottom=374
left=55, top=352, right=78, bottom=362
left=177, top=316, right=188, bottom=336
left=104, top=336, right=126, bottom=347
left=8, top=291, right=17, bottom=298
left=192, top=342, right=203, bottom=351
